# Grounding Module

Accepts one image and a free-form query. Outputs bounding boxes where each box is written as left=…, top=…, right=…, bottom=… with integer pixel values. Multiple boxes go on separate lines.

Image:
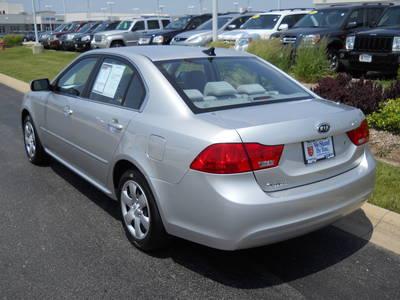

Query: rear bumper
left=339, top=50, right=400, bottom=73
left=153, top=149, right=376, bottom=250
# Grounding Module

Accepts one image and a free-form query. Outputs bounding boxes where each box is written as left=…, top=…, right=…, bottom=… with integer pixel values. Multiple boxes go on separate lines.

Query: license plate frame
left=303, top=137, right=335, bottom=165
left=359, top=54, right=372, bottom=63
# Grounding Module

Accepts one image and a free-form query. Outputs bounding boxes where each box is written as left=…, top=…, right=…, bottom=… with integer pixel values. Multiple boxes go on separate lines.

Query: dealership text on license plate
left=359, top=54, right=372, bottom=63
left=303, top=137, right=335, bottom=164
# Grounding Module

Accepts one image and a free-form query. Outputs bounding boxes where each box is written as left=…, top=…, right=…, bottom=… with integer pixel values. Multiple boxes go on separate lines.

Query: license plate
left=303, top=137, right=335, bottom=165
left=359, top=54, right=372, bottom=63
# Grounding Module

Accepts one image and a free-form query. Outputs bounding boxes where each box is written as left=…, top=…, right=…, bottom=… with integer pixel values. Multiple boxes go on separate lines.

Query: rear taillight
left=190, top=143, right=284, bottom=174
left=347, top=120, right=370, bottom=146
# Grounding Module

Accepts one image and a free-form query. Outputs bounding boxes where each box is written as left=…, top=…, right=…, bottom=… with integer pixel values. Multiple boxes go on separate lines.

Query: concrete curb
left=1, top=73, right=400, bottom=255
left=0, top=73, right=30, bottom=94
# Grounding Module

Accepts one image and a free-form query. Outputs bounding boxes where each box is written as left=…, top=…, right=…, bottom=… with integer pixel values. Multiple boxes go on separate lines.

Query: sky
left=10, top=0, right=314, bottom=15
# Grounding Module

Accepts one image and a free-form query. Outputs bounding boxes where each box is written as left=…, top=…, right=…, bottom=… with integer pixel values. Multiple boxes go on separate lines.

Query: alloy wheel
left=121, top=180, right=150, bottom=240
left=24, top=121, right=36, bottom=159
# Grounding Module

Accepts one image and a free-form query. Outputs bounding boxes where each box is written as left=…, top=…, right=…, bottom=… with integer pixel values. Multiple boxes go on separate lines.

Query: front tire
left=110, top=41, right=124, bottom=48
left=118, top=170, right=168, bottom=251
left=23, top=115, right=48, bottom=165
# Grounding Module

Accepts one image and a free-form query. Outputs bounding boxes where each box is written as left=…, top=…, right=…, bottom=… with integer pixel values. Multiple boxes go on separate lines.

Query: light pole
left=188, top=5, right=194, bottom=15
left=62, top=0, right=66, bottom=22
left=31, top=0, right=39, bottom=43
left=277, top=0, right=281, bottom=10
left=106, top=1, right=115, bottom=19
left=132, top=7, right=140, bottom=16
left=101, top=7, right=107, bottom=19
left=233, top=1, right=239, bottom=13
left=212, top=0, right=218, bottom=42
left=45, top=4, right=52, bottom=31
left=159, top=4, right=165, bottom=15
left=199, top=0, right=203, bottom=14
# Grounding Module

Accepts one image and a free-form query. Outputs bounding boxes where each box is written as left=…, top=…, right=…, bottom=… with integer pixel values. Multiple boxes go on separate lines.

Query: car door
left=43, top=57, right=98, bottom=163
left=66, top=56, right=146, bottom=187
left=126, top=20, right=146, bottom=46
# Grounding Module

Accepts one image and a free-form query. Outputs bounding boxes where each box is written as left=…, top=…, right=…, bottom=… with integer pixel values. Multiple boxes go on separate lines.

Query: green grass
left=369, top=161, right=400, bottom=214
left=0, top=46, right=78, bottom=83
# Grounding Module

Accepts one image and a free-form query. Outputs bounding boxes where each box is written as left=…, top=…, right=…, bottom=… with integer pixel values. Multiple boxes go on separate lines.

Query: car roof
left=260, top=9, right=312, bottom=15
left=316, top=3, right=391, bottom=10
left=88, top=45, right=251, bottom=61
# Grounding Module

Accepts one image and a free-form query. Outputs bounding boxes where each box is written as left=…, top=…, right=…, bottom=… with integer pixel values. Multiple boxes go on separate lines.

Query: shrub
left=247, top=39, right=292, bottom=73
left=383, top=80, right=400, bottom=100
left=368, top=99, right=400, bottom=134
left=313, top=73, right=384, bottom=114
left=291, top=39, right=332, bottom=83
left=3, top=34, right=24, bottom=47
left=207, top=41, right=232, bottom=49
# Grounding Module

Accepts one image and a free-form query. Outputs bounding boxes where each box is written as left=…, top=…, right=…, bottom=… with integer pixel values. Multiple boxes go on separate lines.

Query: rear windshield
left=156, top=57, right=311, bottom=113
left=197, top=17, right=232, bottom=30
left=241, top=14, right=280, bottom=29
left=377, top=7, right=400, bottom=27
left=294, top=9, right=349, bottom=28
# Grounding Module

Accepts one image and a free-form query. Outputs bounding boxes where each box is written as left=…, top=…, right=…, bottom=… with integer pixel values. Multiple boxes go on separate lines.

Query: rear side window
left=89, top=58, right=134, bottom=105
left=56, top=58, right=97, bottom=96
left=124, top=74, right=146, bottom=110
left=366, top=8, right=384, bottom=26
left=132, top=21, right=145, bottom=31
left=148, top=20, right=160, bottom=30
left=162, top=19, right=170, bottom=27
left=156, top=57, right=311, bottom=113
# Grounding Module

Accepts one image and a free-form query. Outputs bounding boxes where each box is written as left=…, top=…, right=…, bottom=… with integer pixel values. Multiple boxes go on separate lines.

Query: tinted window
left=228, top=15, right=252, bottom=29
left=377, top=7, right=400, bottom=27
left=166, top=16, right=191, bottom=30
left=156, top=57, right=310, bottom=112
left=197, top=17, right=232, bottom=30
left=162, top=19, right=170, bottom=27
left=124, top=74, right=146, bottom=110
left=295, top=9, right=349, bottom=28
left=366, top=8, right=384, bottom=26
left=57, top=58, right=97, bottom=96
left=148, top=20, right=160, bottom=30
left=242, top=14, right=280, bottom=30
left=281, top=14, right=306, bottom=28
left=90, top=59, right=134, bottom=106
left=132, top=21, right=145, bottom=31
left=347, top=9, right=365, bottom=27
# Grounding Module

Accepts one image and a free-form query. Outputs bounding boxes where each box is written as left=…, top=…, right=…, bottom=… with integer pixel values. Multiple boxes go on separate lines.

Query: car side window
left=162, top=19, right=170, bottom=28
left=281, top=15, right=299, bottom=28
left=89, top=58, right=134, bottom=106
left=148, top=20, right=160, bottom=30
left=347, top=9, right=365, bottom=27
left=132, top=21, right=145, bottom=31
left=124, top=73, right=146, bottom=110
left=56, top=58, right=97, bottom=97
left=366, top=8, right=384, bottom=26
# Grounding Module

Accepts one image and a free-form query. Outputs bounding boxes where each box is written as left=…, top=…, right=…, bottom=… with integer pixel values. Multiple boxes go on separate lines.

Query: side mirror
left=278, top=24, right=289, bottom=31
left=346, top=21, right=358, bottom=29
left=227, top=24, right=237, bottom=30
left=30, top=79, right=51, bottom=92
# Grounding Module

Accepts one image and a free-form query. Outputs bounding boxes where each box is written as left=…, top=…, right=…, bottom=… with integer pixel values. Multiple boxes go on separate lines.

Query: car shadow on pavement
left=50, top=159, right=373, bottom=289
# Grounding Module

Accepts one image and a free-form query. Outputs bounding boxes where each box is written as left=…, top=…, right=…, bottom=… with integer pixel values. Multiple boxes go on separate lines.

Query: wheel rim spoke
left=121, top=190, right=134, bottom=207
left=140, top=214, right=149, bottom=231
left=134, top=216, right=143, bottom=238
left=124, top=207, right=135, bottom=225
left=137, top=193, right=146, bottom=208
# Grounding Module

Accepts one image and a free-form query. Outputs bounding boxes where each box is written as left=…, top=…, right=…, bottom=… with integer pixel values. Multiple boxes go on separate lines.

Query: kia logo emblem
left=317, top=123, right=330, bottom=134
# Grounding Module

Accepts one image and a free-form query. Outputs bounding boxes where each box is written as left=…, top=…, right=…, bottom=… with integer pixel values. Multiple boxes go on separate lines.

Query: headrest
left=204, top=81, right=237, bottom=97
left=184, top=89, right=203, bottom=102
left=237, top=84, right=266, bottom=95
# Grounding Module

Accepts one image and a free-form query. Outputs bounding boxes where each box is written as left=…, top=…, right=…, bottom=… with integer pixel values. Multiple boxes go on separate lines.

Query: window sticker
left=309, top=11, right=318, bottom=15
left=251, top=15, right=260, bottom=19
left=93, top=63, right=126, bottom=99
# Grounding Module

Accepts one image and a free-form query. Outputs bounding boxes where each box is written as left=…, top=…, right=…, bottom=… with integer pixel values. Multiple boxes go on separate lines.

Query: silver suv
left=92, top=17, right=171, bottom=48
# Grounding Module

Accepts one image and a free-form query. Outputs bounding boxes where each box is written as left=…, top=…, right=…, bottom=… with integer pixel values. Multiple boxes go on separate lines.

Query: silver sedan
left=21, top=46, right=376, bottom=251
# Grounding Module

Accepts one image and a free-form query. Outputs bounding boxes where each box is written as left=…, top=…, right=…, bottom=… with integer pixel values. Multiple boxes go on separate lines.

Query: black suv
left=273, top=3, right=389, bottom=71
left=340, top=5, right=400, bottom=76
left=137, top=14, right=212, bottom=45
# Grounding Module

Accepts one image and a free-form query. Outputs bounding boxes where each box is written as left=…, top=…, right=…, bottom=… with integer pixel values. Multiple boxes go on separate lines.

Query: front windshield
left=294, top=9, right=349, bottom=28
left=116, top=21, right=133, bottom=30
left=166, top=17, right=191, bottom=30
left=377, top=7, right=400, bottom=27
left=54, top=24, right=67, bottom=32
left=93, top=22, right=109, bottom=33
left=77, top=23, right=95, bottom=33
left=156, top=57, right=310, bottom=112
left=241, top=14, right=280, bottom=29
left=197, top=17, right=232, bottom=30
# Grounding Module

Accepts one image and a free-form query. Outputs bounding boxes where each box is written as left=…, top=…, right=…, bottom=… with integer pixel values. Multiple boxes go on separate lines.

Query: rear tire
left=23, top=115, right=49, bottom=165
left=118, top=169, right=169, bottom=251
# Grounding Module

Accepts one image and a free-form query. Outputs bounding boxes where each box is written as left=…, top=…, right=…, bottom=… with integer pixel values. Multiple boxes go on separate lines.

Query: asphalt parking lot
left=1, top=83, right=400, bottom=299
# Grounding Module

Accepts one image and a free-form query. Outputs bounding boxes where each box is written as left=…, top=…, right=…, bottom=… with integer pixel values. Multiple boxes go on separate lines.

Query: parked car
left=41, top=23, right=72, bottom=48
left=170, top=13, right=254, bottom=46
left=340, top=5, right=400, bottom=77
left=273, top=3, right=389, bottom=71
left=22, top=31, right=37, bottom=42
left=91, top=17, right=171, bottom=48
left=22, top=46, right=375, bottom=251
left=218, top=9, right=311, bottom=51
left=60, top=22, right=101, bottom=51
left=48, top=22, right=88, bottom=50
left=72, top=21, right=120, bottom=52
left=138, top=14, right=212, bottom=45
